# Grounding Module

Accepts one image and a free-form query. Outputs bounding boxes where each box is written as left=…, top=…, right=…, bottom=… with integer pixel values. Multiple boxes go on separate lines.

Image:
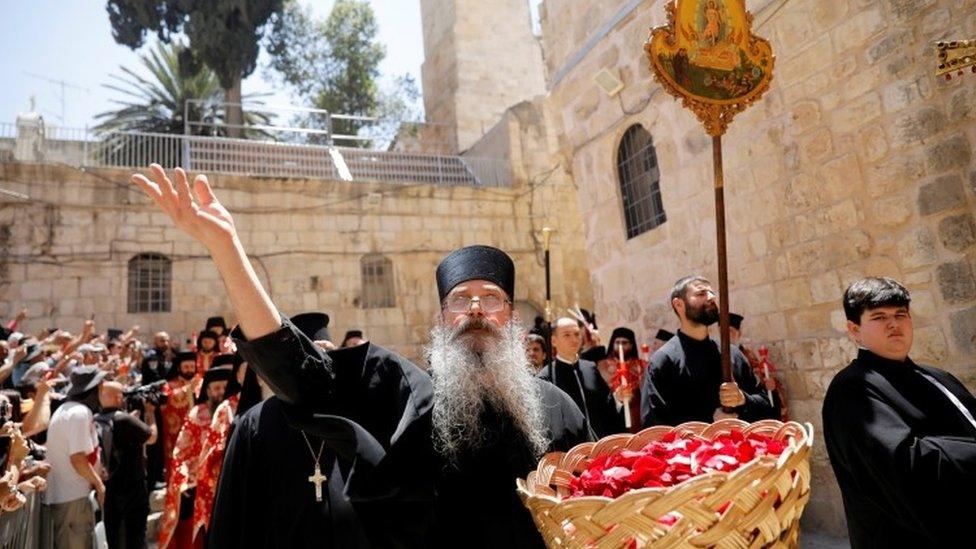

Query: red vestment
left=159, top=403, right=212, bottom=549
left=160, top=376, right=197, bottom=478
left=191, top=394, right=238, bottom=540
left=741, top=345, right=789, bottom=421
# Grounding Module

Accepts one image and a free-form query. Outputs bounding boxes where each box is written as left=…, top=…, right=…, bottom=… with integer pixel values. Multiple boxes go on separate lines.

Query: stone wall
left=420, top=0, right=547, bottom=152
left=539, top=0, right=976, bottom=536
left=0, top=162, right=592, bottom=363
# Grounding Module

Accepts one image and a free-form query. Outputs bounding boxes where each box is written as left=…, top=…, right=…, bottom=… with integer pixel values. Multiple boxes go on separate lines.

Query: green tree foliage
left=265, top=0, right=421, bottom=147
left=105, top=0, right=283, bottom=135
left=94, top=41, right=270, bottom=136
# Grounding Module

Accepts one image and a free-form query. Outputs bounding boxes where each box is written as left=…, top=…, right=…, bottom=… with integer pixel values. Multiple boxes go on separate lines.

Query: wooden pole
left=542, top=227, right=553, bottom=369
left=712, top=135, right=732, bottom=383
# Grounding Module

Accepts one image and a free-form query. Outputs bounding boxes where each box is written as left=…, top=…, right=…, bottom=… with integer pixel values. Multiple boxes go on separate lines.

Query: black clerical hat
left=210, top=353, right=241, bottom=370
left=195, top=365, right=233, bottom=404
left=655, top=329, right=675, bottom=341
left=729, top=313, right=744, bottom=330
left=291, top=312, right=331, bottom=342
left=607, top=327, right=638, bottom=360
left=436, top=245, right=515, bottom=301
left=206, top=316, right=228, bottom=332
left=174, top=351, right=196, bottom=365
left=197, top=330, right=219, bottom=349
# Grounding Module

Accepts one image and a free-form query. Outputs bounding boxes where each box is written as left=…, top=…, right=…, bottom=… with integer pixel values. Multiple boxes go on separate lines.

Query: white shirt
left=44, top=401, right=100, bottom=504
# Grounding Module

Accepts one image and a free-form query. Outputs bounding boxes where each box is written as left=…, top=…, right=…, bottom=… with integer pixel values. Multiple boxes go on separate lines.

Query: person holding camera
left=95, top=381, right=157, bottom=549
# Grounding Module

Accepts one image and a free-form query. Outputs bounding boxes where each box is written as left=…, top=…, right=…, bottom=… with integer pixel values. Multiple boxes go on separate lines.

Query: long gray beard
left=425, top=318, right=550, bottom=465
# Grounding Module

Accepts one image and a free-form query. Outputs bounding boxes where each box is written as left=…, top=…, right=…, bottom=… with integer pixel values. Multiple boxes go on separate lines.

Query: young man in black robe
left=823, top=277, right=976, bottom=548
left=132, top=165, right=587, bottom=548
left=539, top=316, right=625, bottom=438
left=640, top=275, right=774, bottom=427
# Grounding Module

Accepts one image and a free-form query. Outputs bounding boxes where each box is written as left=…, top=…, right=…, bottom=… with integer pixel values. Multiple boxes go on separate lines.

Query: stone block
left=886, top=0, right=937, bottom=21
left=897, top=227, right=938, bottom=268
left=810, top=271, right=842, bottom=304
left=882, top=75, right=932, bottom=113
left=912, top=325, right=949, bottom=364
left=784, top=339, right=823, bottom=370
left=871, top=194, right=913, bottom=227
left=857, top=123, right=889, bottom=162
left=938, top=213, right=976, bottom=252
left=926, top=134, right=972, bottom=173
left=789, top=100, right=821, bottom=135
left=831, top=5, right=885, bottom=54
left=798, top=128, right=834, bottom=165
left=892, top=106, right=947, bottom=147
left=949, top=305, right=976, bottom=354
left=936, top=260, right=976, bottom=303
left=835, top=93, right=884, bottom=134
left=867, top=29, right=914, bottom=64
left=917, top=174, right=965, bottom=216
left=949, top=86, right=975, bottom=122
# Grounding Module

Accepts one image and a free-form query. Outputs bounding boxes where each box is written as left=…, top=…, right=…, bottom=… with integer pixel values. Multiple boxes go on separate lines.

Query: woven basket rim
left=517, top=419, right=814, bottom=502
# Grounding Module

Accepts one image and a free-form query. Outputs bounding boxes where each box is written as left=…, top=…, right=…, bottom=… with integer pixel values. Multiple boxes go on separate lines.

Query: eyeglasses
left=442, top=294, right=510, bottom=313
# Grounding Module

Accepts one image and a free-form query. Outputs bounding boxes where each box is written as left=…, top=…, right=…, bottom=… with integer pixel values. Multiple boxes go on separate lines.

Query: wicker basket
left=517, top=419, right=813, bottom=548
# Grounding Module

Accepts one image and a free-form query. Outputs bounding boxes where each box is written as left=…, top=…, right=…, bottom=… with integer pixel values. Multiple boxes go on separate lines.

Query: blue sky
left=0, top=1, right=425, bottom=129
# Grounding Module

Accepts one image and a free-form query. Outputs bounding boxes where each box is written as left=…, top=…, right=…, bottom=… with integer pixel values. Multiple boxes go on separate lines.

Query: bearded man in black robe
left=823, top=277, right=976, bottom=548
left=132, top=165, right=586, bottom=548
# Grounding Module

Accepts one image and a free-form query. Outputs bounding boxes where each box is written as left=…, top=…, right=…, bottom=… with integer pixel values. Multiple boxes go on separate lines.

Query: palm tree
left=95, top=40, right=272, bottom=136
left=94, top=40, right=227, bottom=136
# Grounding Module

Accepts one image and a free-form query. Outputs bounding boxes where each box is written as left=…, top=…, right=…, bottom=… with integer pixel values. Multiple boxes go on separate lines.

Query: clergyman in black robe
left=210, top=325, right=438, bottom=548
left=539, top=318, right=625, bottom=438
left=216, top=247, right=587, bottom=548
left=823, top=277, right=976, bottom=548
left=640, top=276, right=775, bottom=427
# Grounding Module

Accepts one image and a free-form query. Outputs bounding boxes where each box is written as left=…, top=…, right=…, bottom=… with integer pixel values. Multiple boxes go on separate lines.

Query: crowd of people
left=0, top=306, right=368, bottom=549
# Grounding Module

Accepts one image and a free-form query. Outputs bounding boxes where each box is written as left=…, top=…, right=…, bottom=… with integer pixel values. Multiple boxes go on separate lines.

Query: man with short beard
left=131, top=165, right=586, bottom=548
left=640, top=276, right=774, bottom=427
left=160, top=351, right=201, bottom=479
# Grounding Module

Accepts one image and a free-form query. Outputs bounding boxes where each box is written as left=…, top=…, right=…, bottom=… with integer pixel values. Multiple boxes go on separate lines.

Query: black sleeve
left=640, top=352, right=674, bottom=428
left=232, top=316, right=335, bottom=411
left=731, top=349, right=776, bottom=421
left=113, top=412, right=152, bottom=444
left=209, top=416, right=251, bottom=549
left=823, top=380, right=976, bottom=537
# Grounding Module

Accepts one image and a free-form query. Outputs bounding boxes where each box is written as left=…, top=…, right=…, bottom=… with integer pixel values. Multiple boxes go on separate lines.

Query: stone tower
left=420, top=0, right=546, bottom=153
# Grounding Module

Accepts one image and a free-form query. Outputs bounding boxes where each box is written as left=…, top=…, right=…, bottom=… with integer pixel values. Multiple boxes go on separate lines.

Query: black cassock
left=538, top=357, right=625, bottom=438
left=640, top=331, right=774, bottom=427
left=213, top=316, right=588, bottom=548
left=823, top=349, right=976, bottom=548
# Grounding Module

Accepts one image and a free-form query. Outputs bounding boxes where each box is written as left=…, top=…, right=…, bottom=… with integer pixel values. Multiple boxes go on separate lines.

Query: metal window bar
left=128, top=253, right=172, bottom=313
left=361, top=255, right=395, bottom=309
left=617, top=126, right=667, bottom=239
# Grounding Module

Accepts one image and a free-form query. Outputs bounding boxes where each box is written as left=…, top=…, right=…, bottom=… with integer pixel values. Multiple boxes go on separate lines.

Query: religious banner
left=645, top=0, right=774, bottom=136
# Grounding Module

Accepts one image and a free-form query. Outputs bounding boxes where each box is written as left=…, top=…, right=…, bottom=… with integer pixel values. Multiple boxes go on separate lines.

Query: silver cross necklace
left=301, top=431, right=327, bottom=502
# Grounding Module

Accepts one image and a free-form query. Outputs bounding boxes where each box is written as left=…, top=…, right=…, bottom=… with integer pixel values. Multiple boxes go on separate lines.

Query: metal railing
left=1, top=121, right=512, bottom=187
left=86, top=131, right=511, bottom=187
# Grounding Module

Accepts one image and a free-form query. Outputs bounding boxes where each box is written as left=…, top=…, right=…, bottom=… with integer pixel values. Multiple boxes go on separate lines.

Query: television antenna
left=22, top=71, right=91, bottom=125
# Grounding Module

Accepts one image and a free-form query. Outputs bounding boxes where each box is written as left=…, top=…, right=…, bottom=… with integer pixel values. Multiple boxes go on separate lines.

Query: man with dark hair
left=640, top=276, right=774, bottom=427
left=540, top=317, right=624, bottom=438
left=823, top=277, right=976, bottom=548
left=524, top=333, right=547, bottom=373
left=340, top=330, right=366, bottom=348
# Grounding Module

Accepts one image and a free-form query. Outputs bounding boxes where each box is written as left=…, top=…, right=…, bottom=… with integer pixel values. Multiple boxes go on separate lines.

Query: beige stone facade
left=0, top=161, right=591, bottom=362
left=537, top=0, right=976, bottom=536
left=420, top=0, right=547, bottom=152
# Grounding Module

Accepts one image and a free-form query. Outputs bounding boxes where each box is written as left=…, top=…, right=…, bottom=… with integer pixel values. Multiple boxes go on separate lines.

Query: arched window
left=360, top=254, right=395, bottom=308
left=617, top=125, right=666, bottom=238
left=128, top=253, right=172, bottom=313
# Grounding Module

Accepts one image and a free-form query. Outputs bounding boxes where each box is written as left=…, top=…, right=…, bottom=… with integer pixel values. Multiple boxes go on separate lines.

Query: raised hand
left=131, top=164, right=237, bottom=250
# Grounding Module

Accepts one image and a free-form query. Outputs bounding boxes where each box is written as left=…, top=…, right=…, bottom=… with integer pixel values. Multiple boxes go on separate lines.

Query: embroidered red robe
left=158, top=403, right=213, bottom=549
left=191, top=394, right=238, bottom=540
